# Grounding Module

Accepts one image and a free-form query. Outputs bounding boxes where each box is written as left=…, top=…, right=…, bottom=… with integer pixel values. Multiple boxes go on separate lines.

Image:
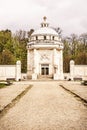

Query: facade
left=27, top=17, right=64, bottom=80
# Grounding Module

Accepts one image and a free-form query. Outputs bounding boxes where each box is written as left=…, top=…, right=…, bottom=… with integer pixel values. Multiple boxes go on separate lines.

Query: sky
left=0, top=0, right=87, bottom=36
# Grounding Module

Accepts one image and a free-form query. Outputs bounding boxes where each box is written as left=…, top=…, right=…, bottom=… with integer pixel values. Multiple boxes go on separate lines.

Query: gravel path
left=0, top=81, right=87, bottom=130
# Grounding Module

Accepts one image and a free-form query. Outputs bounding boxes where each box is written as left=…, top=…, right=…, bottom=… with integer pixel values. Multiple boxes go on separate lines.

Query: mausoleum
left=27, top=17, right=64, bottom=80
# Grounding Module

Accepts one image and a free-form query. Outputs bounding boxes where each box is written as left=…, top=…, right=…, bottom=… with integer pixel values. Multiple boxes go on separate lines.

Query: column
left=60, top=50, right=64, bottom=79
left=53, top=48, right=57, bottom=66
left=27, top=49, right=30, bottom=79
left=33, top=49, right=37, bottom=73
left=32, top=49, right=37, bottom=80
left=53, top=48, right=58, bottom=80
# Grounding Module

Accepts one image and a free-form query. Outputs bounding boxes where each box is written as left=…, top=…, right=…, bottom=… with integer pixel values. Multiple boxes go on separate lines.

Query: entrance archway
left=41, top=64, right=49, bottom=75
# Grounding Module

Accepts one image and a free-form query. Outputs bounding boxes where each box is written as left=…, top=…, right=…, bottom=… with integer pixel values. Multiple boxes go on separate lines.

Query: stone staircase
left=38, top=75, right=53, bottom=80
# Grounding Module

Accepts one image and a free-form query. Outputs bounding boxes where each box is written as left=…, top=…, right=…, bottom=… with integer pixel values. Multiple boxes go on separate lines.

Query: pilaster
left=70, top=60, right=75, bottom=80
left=16, top=60, right=21, bottom=81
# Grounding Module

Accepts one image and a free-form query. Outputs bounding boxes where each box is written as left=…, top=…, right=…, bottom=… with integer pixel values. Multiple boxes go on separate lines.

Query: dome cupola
left=27, top=17, right=63, bottom=50
left=32, top=16, right=58, bottom=36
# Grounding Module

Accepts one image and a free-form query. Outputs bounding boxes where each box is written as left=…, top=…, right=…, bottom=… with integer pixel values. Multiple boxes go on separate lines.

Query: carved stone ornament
left=40, top=54, right=49, bottom=61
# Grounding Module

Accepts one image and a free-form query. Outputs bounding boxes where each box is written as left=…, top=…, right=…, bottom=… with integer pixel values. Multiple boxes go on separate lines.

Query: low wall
left=70, top=60, right=87, bottom=80
left=0, top=61, right=21, bottom=81
left=74, top=65, right=87, bottom=77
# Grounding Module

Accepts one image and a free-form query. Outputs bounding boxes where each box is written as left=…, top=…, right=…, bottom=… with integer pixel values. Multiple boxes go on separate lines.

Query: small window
left=36, top=36, right=38, bottom=40
left=44, top=36, right=46, bottom=40
left=44, top=24, right=46, bottom=27
left=53, top=36, right=54, bottom=40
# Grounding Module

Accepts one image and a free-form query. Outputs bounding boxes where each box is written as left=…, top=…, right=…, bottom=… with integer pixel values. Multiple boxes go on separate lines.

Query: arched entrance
left=41, top=64, right=49, bottom=75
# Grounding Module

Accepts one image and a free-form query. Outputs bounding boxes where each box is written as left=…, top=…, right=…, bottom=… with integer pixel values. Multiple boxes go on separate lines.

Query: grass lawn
left=0, top=83, right=7, bottom=89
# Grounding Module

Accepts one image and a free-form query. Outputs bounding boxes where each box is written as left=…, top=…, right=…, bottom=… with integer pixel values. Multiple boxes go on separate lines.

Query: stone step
left=38, top=75, right=53, bottom=79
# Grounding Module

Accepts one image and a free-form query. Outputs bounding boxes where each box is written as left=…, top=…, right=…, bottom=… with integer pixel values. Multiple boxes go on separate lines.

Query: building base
left=54, top=73, right=64, bottom=80
left=53, top=74, right=59, bottom=80
left=32, top=73, right=37, bottom=80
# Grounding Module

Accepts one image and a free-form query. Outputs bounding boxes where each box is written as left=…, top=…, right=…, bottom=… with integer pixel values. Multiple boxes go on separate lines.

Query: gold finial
left=43, top=16, right=47, bottom=21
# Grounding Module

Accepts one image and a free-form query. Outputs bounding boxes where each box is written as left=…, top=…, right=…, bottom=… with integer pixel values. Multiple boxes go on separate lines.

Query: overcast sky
left=0, top=0, right=87, bottom=36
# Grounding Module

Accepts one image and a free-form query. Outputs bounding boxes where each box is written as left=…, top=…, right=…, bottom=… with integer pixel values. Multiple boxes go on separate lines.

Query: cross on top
left=41, top=16, right=49, bottom=27
left=43, top=16, right=47, bottom=21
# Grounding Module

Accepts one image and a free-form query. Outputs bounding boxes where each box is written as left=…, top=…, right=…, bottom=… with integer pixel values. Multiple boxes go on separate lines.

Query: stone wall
left=0, top=61, right=21, bottom=81
left=70, top=60, right=87, bottom=80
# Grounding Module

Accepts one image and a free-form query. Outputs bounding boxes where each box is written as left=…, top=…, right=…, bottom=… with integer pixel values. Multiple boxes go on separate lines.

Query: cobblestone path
left=0, top=82, right=87, bottom=130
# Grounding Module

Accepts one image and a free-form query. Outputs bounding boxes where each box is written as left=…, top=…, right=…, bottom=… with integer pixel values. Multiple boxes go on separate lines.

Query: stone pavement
left=59, top=81, right=87, bottom=103
left=0, top=82, right=31, bottom=112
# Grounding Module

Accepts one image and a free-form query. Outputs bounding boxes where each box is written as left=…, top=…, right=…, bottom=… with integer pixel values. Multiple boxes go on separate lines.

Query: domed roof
left=31, top=16, right=58, bottom=36
left=32, top=27, right=58, bottom=36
